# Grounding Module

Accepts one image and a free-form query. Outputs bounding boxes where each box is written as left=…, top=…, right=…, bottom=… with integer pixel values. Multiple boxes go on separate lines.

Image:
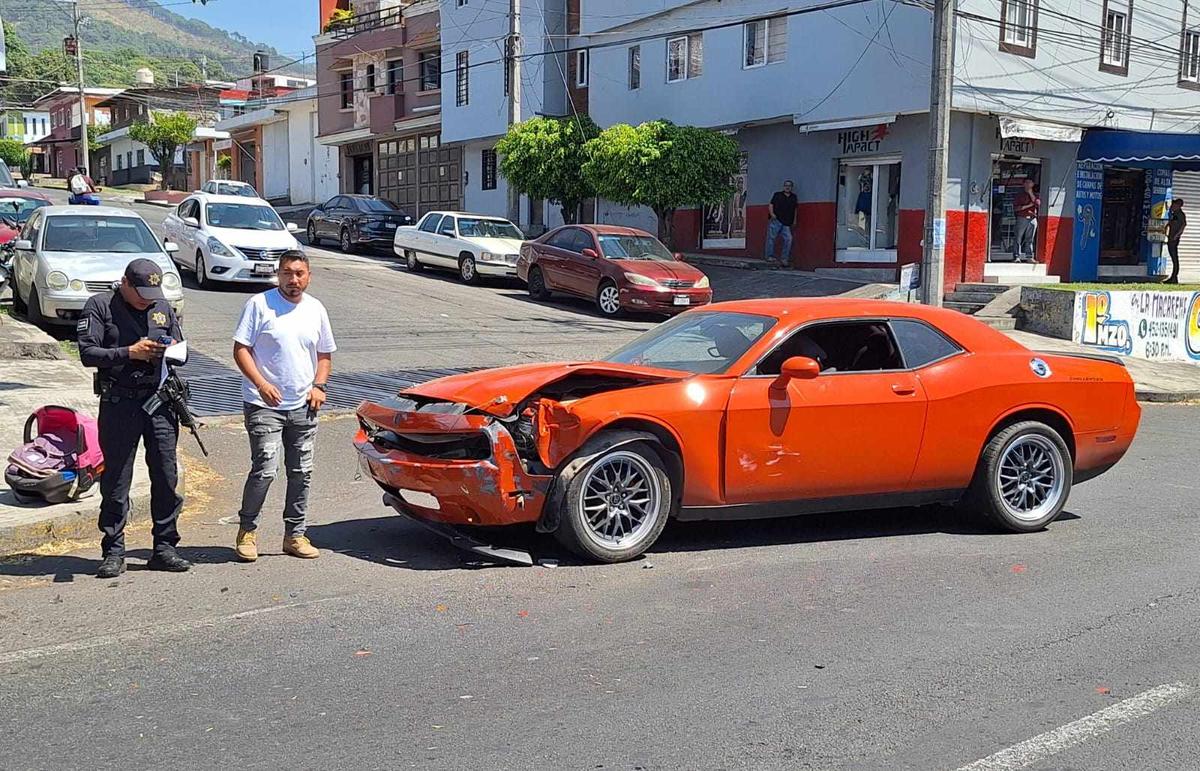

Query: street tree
left=0, top=139, right=29, bottom=170
left=129, top=112, right=198, bottom=190
left=583, top=120, right=740, bottom=246
left=496, top=115, right=600, bottom=224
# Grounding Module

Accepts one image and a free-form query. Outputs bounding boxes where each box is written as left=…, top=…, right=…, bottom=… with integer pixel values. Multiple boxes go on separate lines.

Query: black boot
left=147, top=548, right=192, bottom=573
left=96, top=554, right=125, bottom=579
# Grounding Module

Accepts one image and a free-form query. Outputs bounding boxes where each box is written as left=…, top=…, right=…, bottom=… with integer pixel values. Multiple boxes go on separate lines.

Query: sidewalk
left=0, top=313, right=150, bottom=555
left=1006, top=330, right=1200, bottom=403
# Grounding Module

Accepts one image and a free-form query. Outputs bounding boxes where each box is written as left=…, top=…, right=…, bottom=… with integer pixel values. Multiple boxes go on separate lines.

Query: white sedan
left=394, top=212, right=525, bottom=284
left=162, top=193, right=302, bottom=289
left=9, top=206, right=183, bottom=327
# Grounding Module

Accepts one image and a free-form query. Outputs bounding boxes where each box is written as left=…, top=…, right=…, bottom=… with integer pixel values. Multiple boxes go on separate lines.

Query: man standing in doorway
left=232, top=251, right=336, bottom=562
left=1013, top=178, right=1040, bottom=263
left=766, top=180, right=798, bottom=268
left=1166, top=198, right=1186, bottom=284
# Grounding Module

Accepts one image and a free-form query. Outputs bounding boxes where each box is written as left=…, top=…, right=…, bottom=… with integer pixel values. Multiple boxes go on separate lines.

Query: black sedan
left=306, top=195, right=414, bottom=253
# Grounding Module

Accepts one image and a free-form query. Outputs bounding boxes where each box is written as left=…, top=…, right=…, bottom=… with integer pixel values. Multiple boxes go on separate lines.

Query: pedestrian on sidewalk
left=232, top=250, right=336, bottom=562
left=1166, top=198, right=1186, bottom=284
left=78, top=259, right=191, bottom=578
left=1013, top=178, right=1040, bottom=263
left=765, top=180, right=797, bottom=268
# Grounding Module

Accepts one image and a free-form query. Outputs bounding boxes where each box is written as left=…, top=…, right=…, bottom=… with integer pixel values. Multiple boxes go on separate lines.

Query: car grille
left=235, top=246, right=289, bottom=262
left=660, top=279, right=694, bottom=289
left=85, top=280, right=116, bottom=293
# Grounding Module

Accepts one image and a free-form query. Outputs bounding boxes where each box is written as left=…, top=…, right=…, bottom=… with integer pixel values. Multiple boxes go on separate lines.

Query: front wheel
left=26, top=286, right=46, bottom=327
left=12, top=278, right=27, bottom=315
left=596, top=280, right=622, bottom=317
left=307, top=222, right=321, bottom=246
left=340, top=228, right=355, bottom=254
left=459, top=255, right=479, bottom=285
left=966, top=421, right=1073, bottom=532
left=554, top=441, right=673, bottom=563
left=527, top=267, right=549, bottom=300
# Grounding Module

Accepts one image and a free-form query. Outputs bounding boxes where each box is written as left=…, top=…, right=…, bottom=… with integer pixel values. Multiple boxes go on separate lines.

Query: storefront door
left=989, top=159, right=1041, bottom=262
left=835, top=158, right=901, bottom=262
left=353, top=154, right=374, bottom=196
left=1099, top=168, right=1145, bottom=265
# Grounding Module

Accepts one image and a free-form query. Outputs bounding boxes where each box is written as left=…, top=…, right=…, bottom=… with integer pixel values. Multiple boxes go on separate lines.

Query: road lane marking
left=955, top=682, right=1194, bottom=771
left=0, top=596, right=345, bottom=667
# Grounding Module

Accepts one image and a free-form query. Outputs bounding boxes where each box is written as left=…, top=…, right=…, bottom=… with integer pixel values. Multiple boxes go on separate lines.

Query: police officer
left=78, top=259, right=191, bottom=578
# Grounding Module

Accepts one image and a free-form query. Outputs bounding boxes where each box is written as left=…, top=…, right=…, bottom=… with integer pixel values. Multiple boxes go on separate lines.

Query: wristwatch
left=313, top=383, right=328, bottom=393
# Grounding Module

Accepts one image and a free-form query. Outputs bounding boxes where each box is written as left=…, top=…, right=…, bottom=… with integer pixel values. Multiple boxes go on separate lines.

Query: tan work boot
left=283, top=535, right=320, bottom=560
left=235, top=529, right=258, bottom=562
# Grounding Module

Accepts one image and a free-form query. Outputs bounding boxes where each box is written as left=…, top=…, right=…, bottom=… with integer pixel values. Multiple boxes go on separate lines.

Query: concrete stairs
left=982, top=262, right=1061, bottom=285
left=944, top=283, right=1020, bottom=331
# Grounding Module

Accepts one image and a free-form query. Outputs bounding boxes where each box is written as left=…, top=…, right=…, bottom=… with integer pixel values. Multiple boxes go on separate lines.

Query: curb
left=0, top=313, right=64, bottom=361
left=1135, top=389, right=1200, bottom=404
left=0, top=490, right=150, bottom=556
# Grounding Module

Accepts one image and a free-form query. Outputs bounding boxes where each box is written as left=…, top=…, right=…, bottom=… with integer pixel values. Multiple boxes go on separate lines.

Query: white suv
left=162, top=194, right=302, bottom=288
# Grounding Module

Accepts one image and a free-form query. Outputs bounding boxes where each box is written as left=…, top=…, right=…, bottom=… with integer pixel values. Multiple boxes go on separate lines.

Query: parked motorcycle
left=0, top=239, right=15, bottom=295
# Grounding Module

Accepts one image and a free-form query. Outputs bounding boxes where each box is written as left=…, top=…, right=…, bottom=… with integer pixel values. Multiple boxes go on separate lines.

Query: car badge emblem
left=1030, top=358, right=1052, bottom=378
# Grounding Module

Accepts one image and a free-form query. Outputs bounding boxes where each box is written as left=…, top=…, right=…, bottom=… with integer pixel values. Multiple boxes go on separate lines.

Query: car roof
left=0, top=190, right=52, bottom=201
left=702, top=297, right=1024, bottom=352
left=191, top=193, right=273, bottom=205
left=210, top=180, right=252, bottom=187
left=573, top=224, right=654, bottom=237
left=425, top=211, right=513, bottom=219
left=41, top=205, right=145, bottom=218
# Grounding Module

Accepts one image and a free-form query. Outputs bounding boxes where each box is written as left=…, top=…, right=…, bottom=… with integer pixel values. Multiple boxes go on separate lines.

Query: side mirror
left=581, top=247, right=599, bottom=259
left=16, top=179, right=29, bottom=189
left=286, top=222, right=300, bottom=233
left=164, top=241, right=180, bottom=254
left=13, top=239, right=32, bottom=251
left=183, top=216, right=200, bottom=228
left=674, top=252, right=685, bottom=261
left=770, top=356, right=821, bottom=391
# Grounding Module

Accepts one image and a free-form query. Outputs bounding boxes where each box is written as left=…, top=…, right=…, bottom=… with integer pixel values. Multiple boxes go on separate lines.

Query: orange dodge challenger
left=354, top=299, right=1140, bottom=563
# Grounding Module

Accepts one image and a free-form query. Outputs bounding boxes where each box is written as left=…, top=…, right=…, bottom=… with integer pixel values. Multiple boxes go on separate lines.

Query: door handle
left=891, top=384, right=916, bottom=396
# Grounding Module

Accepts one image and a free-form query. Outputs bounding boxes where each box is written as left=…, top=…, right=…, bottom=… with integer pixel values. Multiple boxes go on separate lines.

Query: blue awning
left=1078, top=130, right=1200, bottom=164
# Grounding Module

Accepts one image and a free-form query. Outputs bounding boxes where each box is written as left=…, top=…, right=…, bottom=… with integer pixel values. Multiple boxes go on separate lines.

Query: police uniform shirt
left=78, top=290, right=183, bottom=391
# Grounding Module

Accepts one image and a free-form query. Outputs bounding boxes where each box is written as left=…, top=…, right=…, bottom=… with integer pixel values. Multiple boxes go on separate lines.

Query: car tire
left=554, top=440, right=673, bottom=563
left=405, top=250, right=423, bottom=271
left=195, top=253, right=210, bottom=290
left=307, top=222, right=321, bottom=246
left=596, top=280, right=623, bottom=317
left=527, top=267, right=549, bottom=300
left=12, top=278, right=27, bottom=315
left=459, top=254, right=479, bottom=285
left=965, top=421, right=1073, bottom=533
left=26, top=286, right=46, bottom=327
left=340, top=228, right=355, bottom=254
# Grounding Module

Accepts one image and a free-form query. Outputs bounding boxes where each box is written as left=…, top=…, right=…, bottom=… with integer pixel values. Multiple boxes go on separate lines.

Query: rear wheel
left=966, top=421, right=1072, bottom=532
left=596, top=280, right=622, bottom=317
left=554, top=441, right=672, bottom=563
left=459, top=254, right=479, bottom=285
left=527, top=267, right=548, bottom=300
left=405, top=250, right=423, bottom=271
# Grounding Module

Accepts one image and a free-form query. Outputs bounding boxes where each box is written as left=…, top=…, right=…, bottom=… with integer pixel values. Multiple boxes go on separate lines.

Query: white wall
left=262, top=119, right=291, bottom=200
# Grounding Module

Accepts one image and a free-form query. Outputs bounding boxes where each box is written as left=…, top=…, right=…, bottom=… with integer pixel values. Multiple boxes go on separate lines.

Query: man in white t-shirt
left=232, top=250, right=336, bottom=561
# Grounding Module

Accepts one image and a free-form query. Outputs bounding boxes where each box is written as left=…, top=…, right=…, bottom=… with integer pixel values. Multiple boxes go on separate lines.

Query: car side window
left=419, top=214, right=443, bottom=233
left=175, top=201, right=189, bottom=218
left=327, top=196, right=344, bottom=211
left=772, top=321, right=905, bottom=374
left=438, top=217, right=457, bottom=237
left=890, top=319, right=963, bottom=368
left=571, top=230, right=597, bottom=253
left=547, top=228, right=579, bottom=252
left=182, top=200, right=198, bottom=221
left=20, top=211, right=41, bottom=245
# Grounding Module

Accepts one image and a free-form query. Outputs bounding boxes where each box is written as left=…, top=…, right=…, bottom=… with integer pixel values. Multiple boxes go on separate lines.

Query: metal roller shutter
left=1171, top=171, right=1200, bottom=281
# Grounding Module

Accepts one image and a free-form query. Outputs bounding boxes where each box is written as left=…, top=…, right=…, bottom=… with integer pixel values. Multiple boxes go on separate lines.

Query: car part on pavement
left=383, top=493, right=535, bottom=566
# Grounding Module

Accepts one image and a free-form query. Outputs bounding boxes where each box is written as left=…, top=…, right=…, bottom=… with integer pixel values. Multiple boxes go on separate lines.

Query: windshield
left=457, top=218, right=523, bottom=239
left=0, top=196, right=49, bottom=224
left=358, top=198, right=399, bottom=212
left=206, top=203, right=285, bottom=231
left=42, top=215, right=161, bottom=253
left=0, top=161, right=14, bottom=187
left=217, top=183, right=258, bottom=197
left=598, top=234, right=674, bottom=261
left=605, top=312, right=777, bottom=375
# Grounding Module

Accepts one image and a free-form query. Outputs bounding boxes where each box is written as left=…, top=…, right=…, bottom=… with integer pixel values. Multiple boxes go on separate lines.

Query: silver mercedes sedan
left=9, top=206, right=184, bottom=327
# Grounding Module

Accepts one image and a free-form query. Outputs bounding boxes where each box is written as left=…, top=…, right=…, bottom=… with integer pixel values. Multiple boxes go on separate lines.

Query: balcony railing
left=327, top=4, right=407, bottom=39
left=369, top=92, right=405, bottom=134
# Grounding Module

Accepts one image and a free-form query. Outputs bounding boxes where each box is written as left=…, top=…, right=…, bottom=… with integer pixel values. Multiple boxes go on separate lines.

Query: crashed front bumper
left=354, top=401, right=551, bottom=527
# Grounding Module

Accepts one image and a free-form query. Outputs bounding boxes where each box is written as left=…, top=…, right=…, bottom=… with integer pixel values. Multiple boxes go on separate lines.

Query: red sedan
left=0, top=191, right=52, bottom=244
left=517, top=224, right=712, bottom=317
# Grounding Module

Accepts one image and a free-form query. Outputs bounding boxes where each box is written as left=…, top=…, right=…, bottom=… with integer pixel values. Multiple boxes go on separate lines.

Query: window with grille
left=1183, top=19, right=1200, bottom=85
left=366, top=63, right=377, bottom=92
left=1101, top=1, right=1131, bottom=74
left=1000, top=0, right=1038, bottom=55
left=456, top=51, right=469, bottom=106
left=419, top=50, right=441, bottom=92
left=628, top=45, right=640, bottom=89
left=482, top=148, right=497, bottom=190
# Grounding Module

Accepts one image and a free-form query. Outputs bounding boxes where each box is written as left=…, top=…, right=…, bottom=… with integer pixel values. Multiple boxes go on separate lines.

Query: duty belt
left=99, top=382, right=158, bottom=402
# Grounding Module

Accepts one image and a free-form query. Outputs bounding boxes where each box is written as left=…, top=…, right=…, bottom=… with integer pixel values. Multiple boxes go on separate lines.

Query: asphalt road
left=1, top=401, right=1198, bottom=770
left=8, top=190, right=1200, bottom=769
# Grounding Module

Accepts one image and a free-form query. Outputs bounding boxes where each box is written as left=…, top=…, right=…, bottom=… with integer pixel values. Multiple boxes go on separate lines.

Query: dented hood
left=401, top=361, right=686, bottom=416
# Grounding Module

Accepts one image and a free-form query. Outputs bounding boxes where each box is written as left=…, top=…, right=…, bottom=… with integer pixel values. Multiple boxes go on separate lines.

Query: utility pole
left=70, top=0, right=89, bottom=175
left=505, top=0, right=521, bottom=225
left=920, top=0, right=955, bottom=306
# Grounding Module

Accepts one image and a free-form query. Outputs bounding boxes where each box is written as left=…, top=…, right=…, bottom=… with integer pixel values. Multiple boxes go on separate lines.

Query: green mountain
left=2, top=0, right=309, bottom=104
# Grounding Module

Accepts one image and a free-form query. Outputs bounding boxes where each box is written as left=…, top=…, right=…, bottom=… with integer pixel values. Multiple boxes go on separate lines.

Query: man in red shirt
left=1013, top=178, right=1039, bottom=263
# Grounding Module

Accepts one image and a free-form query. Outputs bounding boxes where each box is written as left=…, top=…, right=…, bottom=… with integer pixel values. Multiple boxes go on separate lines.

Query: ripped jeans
left=238, top=404, right=318, bottom=537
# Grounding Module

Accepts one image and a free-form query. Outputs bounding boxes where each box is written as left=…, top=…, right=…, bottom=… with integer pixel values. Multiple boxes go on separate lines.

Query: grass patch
left=58, top=340, right=79, bottom=360
left=1043, top=282, right=1200, bottom=292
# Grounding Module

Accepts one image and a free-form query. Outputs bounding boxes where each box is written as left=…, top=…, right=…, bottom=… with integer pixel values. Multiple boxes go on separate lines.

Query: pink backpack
left=5, top=406, right=104, bottom=504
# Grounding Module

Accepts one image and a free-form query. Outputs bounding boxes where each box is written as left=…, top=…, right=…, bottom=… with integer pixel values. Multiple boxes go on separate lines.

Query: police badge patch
left=151, top=311, right=168, bottom=327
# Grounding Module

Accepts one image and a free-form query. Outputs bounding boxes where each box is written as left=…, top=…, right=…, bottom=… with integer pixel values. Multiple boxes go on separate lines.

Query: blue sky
left=173, top=0, right=320, bottom=62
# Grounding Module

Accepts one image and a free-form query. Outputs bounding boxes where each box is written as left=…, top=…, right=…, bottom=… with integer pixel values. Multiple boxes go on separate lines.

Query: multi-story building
left=439, top=0, right=575, bottom=232
left=0, top=109, right=52, bottom=144
left=579, top=0, right=1200, bottom=286
left=94, top=77, right=226, bottom=188
left=315, top=0, right=461, bottom=216
left=29, top=87, right=121, bottom=179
